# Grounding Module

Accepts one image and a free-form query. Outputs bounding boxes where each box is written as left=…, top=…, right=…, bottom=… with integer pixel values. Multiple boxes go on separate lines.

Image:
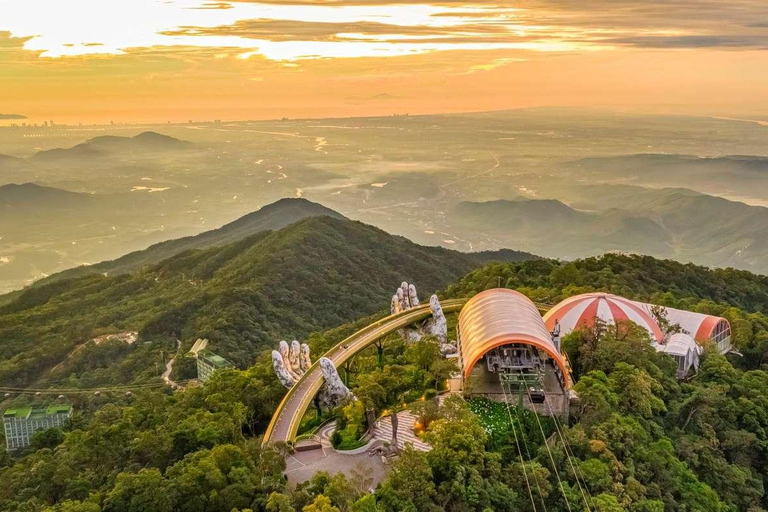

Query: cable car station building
left=456, top=289, right=573, bottom=416
left=453, top=289, right=733, bottom=416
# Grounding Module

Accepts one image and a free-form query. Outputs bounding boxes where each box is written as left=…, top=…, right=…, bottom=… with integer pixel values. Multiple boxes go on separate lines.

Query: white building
left=3, top=405, right=72, bottom=451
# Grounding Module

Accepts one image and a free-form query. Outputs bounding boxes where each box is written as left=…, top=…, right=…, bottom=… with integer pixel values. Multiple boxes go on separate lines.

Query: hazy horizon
left=2, top=0, right=768, bottom=123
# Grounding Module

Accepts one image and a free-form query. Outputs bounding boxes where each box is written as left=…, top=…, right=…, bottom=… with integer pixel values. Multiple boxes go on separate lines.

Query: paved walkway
left=285, top=422, right=386, bottom=487
left=162, top=340, right=184, bottom=390
left=284, top=401, right=442, bottom=486
left=264, top=299, right=467, bottom=446
left=373, top=409, right=431, bottom=452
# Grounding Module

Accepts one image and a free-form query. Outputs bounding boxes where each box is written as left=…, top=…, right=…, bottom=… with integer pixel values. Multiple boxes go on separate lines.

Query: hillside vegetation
left=50, top=197, right=348, bottom=279
left=0, top=215, right=531, bottom=388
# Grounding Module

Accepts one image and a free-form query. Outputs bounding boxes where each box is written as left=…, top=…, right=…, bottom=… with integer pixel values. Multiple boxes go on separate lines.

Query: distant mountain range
left=0, top=131, right=210, bottom=292
left=0, top=182, right=91, bottom=209
left=450, top=199, right=671, bottom=259
left=5, top=116, right=768, bottom=298
left=0, top=113, right=26, bottom=120
left=0, top=153, right=28, bottom=170
left=570, top=153, right=768, bottom=203
left=0, top=182, right=174, bottom=293
left=450, top=191, right=768, bottom=273
left=32, top=131, right=192, bottom=162
left=35, top=197, right=533, bottom=285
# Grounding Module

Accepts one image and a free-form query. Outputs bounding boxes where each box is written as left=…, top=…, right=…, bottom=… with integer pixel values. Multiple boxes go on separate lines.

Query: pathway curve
left=162, top=340, right=183, bottom=390
left=263, top=299, right=467, bottom=446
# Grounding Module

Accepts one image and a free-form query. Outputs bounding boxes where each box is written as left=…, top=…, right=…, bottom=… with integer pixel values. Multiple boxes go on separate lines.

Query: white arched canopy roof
left=632, top=301, right=730, bottom=343
left=458, top=288, right=570, bottom=388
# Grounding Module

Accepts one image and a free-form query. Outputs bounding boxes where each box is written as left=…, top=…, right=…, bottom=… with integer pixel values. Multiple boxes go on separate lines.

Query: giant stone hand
left=391, top=282, right=449, bottom=348
left=279, top=340, right=301, bottom=381
left=272, top=350, right=297, bottom=388
left=300, top=343, right=312, bottom=372
left=424, top=294, right=448, bottom=344
left=289, top=340, right=303, bottom=376
left=318, top=357, right=353, bottom=409
left=273, top=340, right=310, bottom=389
left=391, top=281, right=422, bottom=343
left=271, top=341, right=353, bottom=409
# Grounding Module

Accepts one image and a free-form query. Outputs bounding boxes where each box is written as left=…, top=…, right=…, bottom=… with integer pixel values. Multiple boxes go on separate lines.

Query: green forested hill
left=30, top=197, right=347, bottom=285
left=0, top=215, right=532, bottom=388
left=85, top=197, right=350, bottom=276
left=5, top=248, right=768, bottom=511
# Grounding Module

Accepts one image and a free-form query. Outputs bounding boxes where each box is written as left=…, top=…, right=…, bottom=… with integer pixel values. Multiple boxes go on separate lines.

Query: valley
left=3, top=108, right=768, bottom=293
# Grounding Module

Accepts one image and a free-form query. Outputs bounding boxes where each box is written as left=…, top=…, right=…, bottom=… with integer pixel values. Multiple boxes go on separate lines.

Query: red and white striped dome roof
left=543, top=293, right=664, bottom=343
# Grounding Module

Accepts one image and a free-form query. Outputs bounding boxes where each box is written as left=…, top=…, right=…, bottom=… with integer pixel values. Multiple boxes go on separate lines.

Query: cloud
left=0, top=0, right=766, bottom=67
left=605, top=35, right=768, bottom=49
left=174, top=0, right=768, bottom=52
left=517, top=0, right=768, bottom=49
left=162, top=18, right=517, bottom=43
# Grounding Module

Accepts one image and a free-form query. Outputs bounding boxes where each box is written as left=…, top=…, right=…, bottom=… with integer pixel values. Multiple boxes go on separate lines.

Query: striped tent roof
left=543, top=292, right=664, bottom=343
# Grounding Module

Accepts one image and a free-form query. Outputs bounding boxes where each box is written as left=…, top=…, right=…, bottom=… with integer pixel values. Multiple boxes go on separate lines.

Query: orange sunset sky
left=1, top=0, right=768, bottom=123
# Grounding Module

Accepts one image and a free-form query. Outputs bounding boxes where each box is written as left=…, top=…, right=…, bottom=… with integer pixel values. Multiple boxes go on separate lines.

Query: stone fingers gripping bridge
left=272, top=340, right=352, bottom=410
left=391, top=282, right=455, bottom=355
left=264, top=298, right=467, bottom=446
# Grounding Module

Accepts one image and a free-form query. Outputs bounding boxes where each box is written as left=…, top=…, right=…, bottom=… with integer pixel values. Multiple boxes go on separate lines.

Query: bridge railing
left=263, top=299, right=468, bottom=445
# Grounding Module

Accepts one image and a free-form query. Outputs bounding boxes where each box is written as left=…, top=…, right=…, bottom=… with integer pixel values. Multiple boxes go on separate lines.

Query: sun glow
left=0, top=0, right=573, bottom=61
left=2, top=0, right=766, bottom=123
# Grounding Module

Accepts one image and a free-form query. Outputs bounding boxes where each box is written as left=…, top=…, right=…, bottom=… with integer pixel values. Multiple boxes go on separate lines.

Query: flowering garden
left=467, top=396, right=516, bottom=435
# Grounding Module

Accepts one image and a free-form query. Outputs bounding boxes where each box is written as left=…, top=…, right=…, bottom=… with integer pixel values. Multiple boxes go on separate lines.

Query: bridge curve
left=262, top=298, right=556, bottom=446
left=263, top=299, right=468, bottom=446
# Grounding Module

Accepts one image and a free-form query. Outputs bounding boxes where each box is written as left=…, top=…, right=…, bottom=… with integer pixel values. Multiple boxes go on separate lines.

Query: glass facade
left=712, top=320, right=732, bottom=353
left=3, top=405, right=73, bottom=451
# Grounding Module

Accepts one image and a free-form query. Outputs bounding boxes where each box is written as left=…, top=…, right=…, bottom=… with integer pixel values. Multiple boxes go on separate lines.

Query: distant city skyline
left=1, top=0, right=767, bottom=123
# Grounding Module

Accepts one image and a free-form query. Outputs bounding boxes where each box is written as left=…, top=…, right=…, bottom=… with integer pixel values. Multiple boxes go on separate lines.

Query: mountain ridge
left=31, top=131, right=192, bottom=162
left=0, top=210, right=535, bottom=387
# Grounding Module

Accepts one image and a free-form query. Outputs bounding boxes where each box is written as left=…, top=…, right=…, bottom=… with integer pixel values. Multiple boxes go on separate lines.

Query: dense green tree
left=377, top=447, right=438, bottom=512
left=266, top=492, right=296, bottom=512
left=29, top=427, right=66, bottom=452
left=104, top=468, right=175, bottom=512
left=303, top=495, right=340, bottom=512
